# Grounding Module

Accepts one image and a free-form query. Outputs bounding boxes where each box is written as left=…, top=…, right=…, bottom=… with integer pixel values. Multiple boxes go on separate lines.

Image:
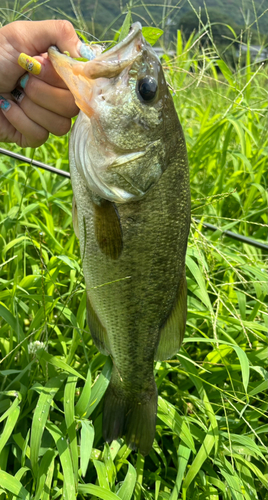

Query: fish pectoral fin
left=94, top=199, right=123, bottom=260
left=155, top=271, right=187, bottom=361
left=86, top=293, right=111, bottom=356
left=72, top=196, right=80, bottom=239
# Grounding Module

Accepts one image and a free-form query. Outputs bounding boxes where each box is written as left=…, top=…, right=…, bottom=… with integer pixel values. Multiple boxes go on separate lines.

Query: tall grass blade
left=80, top=420, right=94, bottom=477
left=46, top=421, right=76, bottom=500
left=30, top=374, right=66, bottom=476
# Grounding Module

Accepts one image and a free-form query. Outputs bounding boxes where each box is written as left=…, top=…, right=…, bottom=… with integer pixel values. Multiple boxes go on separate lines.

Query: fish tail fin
left=103, top=373, right=157, bottom=456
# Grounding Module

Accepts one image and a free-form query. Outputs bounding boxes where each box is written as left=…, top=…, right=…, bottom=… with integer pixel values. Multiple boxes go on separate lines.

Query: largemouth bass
left=49, top=23, right=190, bottom=456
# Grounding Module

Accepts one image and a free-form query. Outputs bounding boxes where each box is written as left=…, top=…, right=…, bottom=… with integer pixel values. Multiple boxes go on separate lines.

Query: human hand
left=0, top=20, right=83, bottom=147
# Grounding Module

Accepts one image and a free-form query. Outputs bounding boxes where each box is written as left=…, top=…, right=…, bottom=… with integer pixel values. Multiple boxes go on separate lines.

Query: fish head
left=49, top=23, right=179, bottom=202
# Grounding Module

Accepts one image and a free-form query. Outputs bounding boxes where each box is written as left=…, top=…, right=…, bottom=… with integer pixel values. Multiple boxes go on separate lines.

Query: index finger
left=12, top=19, right=82, bottom=57
left=15, top=20, right=84, bottom=89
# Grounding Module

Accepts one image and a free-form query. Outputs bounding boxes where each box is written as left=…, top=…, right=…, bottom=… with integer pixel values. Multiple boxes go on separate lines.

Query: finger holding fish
left=0, top=19, right=84, bottom=144
left=14, top=73, right=78, bottom=118
left=0, top=20, right=82, bottom=92
left=11, top=90, right=73, bottom=136
left=1, top=85, right=74, bottom=146
left=0, top=95, right=49, bottom=147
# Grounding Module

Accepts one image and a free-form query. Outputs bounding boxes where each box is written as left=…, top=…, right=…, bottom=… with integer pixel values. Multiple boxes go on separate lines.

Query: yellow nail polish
left=17, top=53, right=41, bottom=75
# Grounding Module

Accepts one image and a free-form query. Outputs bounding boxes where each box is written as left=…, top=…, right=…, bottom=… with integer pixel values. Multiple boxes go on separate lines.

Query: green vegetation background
left=0, top=1, right=267, bottom=499
left=1, top=0, right=268, bottom=44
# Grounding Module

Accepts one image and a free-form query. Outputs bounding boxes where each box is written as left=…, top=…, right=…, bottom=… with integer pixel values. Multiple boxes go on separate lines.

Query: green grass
left=0, top=10, right=267, bottom=500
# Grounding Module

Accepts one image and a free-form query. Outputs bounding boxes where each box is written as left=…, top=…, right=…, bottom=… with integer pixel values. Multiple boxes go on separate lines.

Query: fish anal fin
left=86, top=294, right=110, bottom=356
left=155, top=271, right=187, bottom=361
left=94, top=200, right=123, bottom=260
left=72, top=196, right=80, bottom=239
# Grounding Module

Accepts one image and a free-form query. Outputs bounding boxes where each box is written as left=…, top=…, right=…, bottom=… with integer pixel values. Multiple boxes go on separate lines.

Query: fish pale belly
left=70, top=129, right=190, bottom=455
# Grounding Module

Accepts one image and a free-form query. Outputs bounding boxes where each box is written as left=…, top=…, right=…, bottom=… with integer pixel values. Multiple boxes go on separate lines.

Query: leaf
left=78, top=484, right=120, bottom=499
left=30, top=374, right=66, bottom=477
left=142, top=27, right=163, bottom=46
left=183, top=338, right=250, bottom=394
left=117, top=461, right=137, bottom=499
left=86, top=357, right=112, bottom=418
left=227, top=117, right=246, bottom=156
left=80, top=420, right=94, bottom=477
left=46, top=421, right=76, bottom=500
left=36, top=349, right=85, bottom=380
left=180, top=351, right=219, bottom=453
left=34, top=449, right=58, bottom=500
left=0, top=405, right=20, bottom=455
left=186, top=256, right=212, bottom=312
left=40, top=454, right=55, bottom=500
left=103, top=443, right=116, bottom=488
left=170, top=445, right=191, bottom=500
left=182, top=426, right=215, bottom=495
left=234, top=455, right=268, bottom=489
left=0, top=393, right=21, bottom=423
left=3, top=236, right=31, bottom=255
left=75, top=367, right=92, bottom=417
left=0, top=471, right=30, bottom=499
left=119, top=10, right=132, bottom=42
left=222, top=433, right=266, bottom=461
left=215, top=457, right=245, bottom=500
left=248, top=380, right=268, bottom=397
left=64, top=375, right=78, bottom=481
left=217, top=60, right=235, bottom=86
left=31, top=215, right=64, bottom=252
left=15, top=466, right=30, bottom=482
left=177, top=29, right=183, bottom=56
left=93, top=459, right=110, bottom=489
left=19, top=274, right=42, bottom=290
left=0, top=255, right=17, bottom=270
left=56, top=255, right=80, bottom=272
left=0, top=303, right=24, bottom=341
left=158, top=397, right=196, bottom=453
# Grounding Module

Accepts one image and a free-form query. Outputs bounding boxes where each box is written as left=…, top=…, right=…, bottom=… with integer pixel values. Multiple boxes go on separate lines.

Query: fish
left=48, top=22, right=190, bottom=456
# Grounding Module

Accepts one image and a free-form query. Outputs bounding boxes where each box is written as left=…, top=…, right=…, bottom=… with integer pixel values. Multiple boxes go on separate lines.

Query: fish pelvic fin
left=103, top=371, right=157, bottom=456
left=72, top=196, right=80, bottom=239
left=155, top=270, right=187, bottom=361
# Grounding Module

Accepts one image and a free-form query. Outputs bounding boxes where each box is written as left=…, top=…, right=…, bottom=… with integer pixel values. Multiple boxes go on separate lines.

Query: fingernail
left=18, top=53, right=41, bottom=75
left=11, top=88, right=25, bottom=103
left=19, top=74, right=29, bottom=89
left=0, top=95, right=11, bottom=111
left=80, top=43, right=96, bottom=60
left=79, top=42, right=102, bottom=61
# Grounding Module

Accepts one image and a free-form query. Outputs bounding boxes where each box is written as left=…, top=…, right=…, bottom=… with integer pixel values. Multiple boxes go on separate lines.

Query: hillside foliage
left=1, top=0, right=268, bottom=42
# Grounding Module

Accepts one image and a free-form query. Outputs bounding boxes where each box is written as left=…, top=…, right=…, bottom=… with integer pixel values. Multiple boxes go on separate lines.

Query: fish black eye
left=137, top=76, right=158, bottom=102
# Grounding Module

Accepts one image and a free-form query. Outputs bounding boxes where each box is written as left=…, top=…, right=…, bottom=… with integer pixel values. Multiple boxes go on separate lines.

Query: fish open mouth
left=48, top=23, right=144, bottom=116
left=49, top=23, right=165, bottom=204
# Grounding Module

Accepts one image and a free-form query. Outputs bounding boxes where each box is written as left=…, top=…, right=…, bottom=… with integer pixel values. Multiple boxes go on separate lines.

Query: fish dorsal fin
left=93, top=199, right=123, bottom=260
left=72, top=197, right=80, bottom=239
left=155, top=271, right=187, bottom=361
